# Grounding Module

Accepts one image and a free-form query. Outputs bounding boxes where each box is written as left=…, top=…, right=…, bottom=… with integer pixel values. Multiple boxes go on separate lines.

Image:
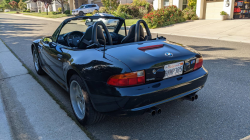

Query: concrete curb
left=0, top=39, right=90, bottom=140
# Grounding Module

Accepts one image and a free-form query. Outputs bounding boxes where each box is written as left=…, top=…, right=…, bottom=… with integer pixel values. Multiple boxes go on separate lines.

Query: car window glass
left=80, top=5, right=84, bottom=8
left=85, top=5, right=89, bottom=8
left=85, top=18, right=119, bottom=32
left=59, top=20, right=86, bottom=35
left=118, top=22, right=126, bottom=36
left=51, top=24, right=62, bottom=42
left=92, top=5, right=96, bottom=7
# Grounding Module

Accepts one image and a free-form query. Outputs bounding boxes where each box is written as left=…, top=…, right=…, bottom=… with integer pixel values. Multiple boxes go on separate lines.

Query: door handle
left=57, top=54, right=62, bottom=60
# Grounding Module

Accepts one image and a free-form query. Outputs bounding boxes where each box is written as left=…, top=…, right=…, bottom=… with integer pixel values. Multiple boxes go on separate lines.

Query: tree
left=9, top=1, right=17, bottom=9
left=101, top=0, right=119, bottom=12
left=32, top=0, right=52, bottom=15
left=188, top=0, right=196, bottom=9
left=18, top=0, right=26, bottom=11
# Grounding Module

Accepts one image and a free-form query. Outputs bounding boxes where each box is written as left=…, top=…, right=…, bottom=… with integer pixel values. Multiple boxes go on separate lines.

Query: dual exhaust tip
left=185, top=94, right=198, bottom=101
left=148, top=94, right=198, bottom=116
left=148, top=107, right=161, bottom=116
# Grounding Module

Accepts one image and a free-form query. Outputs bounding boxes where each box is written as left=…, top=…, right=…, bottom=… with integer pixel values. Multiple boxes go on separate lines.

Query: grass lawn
left=23, top=12, right=71, bottom=18
left=125, top=19, right=141, bottom=26
left=2, top=11, right=19, bottom=14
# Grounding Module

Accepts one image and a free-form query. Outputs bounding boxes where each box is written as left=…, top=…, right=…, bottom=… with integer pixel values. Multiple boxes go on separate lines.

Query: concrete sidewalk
left=0, top=40, right=90, bottom=139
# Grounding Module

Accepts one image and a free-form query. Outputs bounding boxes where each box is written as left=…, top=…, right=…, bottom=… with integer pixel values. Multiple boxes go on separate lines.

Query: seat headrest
left=139, top=25, right=144, bottom=39
left=96, top=26, right=106, bottom=45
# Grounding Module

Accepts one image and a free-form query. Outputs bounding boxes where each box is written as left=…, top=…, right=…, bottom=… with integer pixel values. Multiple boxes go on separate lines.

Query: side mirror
left=49, top=42, right=56, bottom=48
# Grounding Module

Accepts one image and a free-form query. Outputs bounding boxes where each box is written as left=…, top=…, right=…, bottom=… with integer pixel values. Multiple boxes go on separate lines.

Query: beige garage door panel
left=206, top=2, right=223, bottom=19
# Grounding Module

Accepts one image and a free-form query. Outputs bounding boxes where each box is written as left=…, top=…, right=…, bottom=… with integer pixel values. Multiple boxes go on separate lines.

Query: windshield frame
left=55, top=16, right=126, bottom=45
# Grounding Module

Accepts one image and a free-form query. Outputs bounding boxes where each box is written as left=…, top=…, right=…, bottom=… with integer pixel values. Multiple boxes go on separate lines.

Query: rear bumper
left=87, top=67, right=208, bottom=116
left=110, top=67, right=208, bottom=116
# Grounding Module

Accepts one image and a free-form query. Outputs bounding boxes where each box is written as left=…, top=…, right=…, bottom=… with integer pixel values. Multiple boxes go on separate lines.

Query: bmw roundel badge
left=165, top=52, right=173, bottom=57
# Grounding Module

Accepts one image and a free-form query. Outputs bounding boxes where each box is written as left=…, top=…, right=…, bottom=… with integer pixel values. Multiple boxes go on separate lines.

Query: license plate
left=164, top=61, right=184, bottom=79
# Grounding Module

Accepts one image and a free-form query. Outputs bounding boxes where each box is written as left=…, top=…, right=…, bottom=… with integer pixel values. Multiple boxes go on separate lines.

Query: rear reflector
left=194, top=57, right=203, bottom=70
left=107, top=70, right=145, bottom=87
left=138, top=44, right=163, bottom=52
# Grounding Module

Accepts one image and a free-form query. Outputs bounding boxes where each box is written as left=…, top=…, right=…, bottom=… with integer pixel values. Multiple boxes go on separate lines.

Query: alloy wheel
left=70, top=80, right=86, bottom=120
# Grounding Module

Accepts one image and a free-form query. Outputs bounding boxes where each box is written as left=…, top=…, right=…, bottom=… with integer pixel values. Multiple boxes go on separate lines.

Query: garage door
left=205, top=1, right=224, bottom=19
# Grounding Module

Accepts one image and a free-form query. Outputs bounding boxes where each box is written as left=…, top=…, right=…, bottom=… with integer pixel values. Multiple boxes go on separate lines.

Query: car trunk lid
left=103, top=40, right=199, bottom=82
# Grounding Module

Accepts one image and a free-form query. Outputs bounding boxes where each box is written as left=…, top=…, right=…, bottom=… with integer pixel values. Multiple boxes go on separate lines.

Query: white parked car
left=4, top=9, right=10, bottom=12
left=85, top=13, right=119, bottom=27
left=72, top=4, right=99, bottom=16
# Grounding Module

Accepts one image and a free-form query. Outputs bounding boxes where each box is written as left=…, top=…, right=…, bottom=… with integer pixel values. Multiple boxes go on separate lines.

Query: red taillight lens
left=107, top=70, right=145, bottom=87
left=194, top=57, right=203, bottom=70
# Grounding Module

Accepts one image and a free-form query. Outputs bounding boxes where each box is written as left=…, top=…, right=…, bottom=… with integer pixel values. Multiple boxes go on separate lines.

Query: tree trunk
left=46, top=8, right=48, bottom=15
left=60, top=0, right=64, bottom=14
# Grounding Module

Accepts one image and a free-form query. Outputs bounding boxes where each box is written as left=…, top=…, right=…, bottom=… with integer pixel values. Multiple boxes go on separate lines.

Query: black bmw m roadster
left=31, top=16, right=208, bottom=125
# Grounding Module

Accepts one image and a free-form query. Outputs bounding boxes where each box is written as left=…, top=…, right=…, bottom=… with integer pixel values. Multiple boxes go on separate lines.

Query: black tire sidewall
left=79, top=11, right=84, bottom=16
left=69, top=75, right=96, bottom=125
left=33, top=48, right=44, bottom=75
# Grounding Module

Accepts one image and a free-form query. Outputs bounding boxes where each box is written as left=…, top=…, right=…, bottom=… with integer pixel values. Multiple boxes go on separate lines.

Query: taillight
left=194, top=57, right=203, bottom=70
left=107, top=70, right=145, bottom=87
left=138, top=44, right=163, bottom=52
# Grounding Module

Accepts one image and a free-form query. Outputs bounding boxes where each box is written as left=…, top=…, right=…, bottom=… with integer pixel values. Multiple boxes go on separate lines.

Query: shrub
left=132, top=0, right=148, bottom=7
left=99, top=7, right=106, bottom=13
left=188, top=0, right=197, bottom=9
left=182, top=8, right=198, bottom=20
left=85, top=13, right=93, bottom=16
left=112, top=11, right=133, bottom=19
left=220, top=11, right=227, bottom=15
left=139, top=6, right=148, bottom=18
left=117, top=4, right=139, bottom=18
left=26, top=9, right=30, bottom=12
left=101, top=0, right=118, bottom=12
left=117, top=0, right=153, bottom=18
left=64, top=10, right=70, bottom=14
left=93, top=9, right=98, bottom=14
left=58, top=7, right=62, bottom=12
left=143, top=5, right=186, bottom=29
left=52, top=11, right=57, bottom=15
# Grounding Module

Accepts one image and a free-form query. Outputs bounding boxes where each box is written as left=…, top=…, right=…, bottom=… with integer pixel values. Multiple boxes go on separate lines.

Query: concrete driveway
left=150, top=19, right=250, bottom=44
left=0, top=13, right=250, bottom=140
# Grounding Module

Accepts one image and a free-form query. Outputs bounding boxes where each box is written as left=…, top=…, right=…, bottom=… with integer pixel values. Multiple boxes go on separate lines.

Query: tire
left=79, top=11, right=84, bottom=16
left=33, top=48, right=45, bottom=75
left=69, top=75, right=105, bottom=125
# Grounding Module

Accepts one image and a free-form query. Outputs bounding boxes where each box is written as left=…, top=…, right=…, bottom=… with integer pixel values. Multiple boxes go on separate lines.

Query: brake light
left=194, top=57, right=203, bottom=70
left=138, top=44, right=163, bottom=52
left=107, top=70, right=145, bottom=87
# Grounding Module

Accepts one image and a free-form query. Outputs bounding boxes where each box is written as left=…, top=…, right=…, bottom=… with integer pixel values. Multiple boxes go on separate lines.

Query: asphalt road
left=0, top=13, right=250, bottom=140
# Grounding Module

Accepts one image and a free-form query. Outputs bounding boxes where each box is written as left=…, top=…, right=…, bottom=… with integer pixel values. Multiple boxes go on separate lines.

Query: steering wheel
left=67, top=31, right=84, bottom=47
left=92, top=21, right=113, bottom=46
left=135, top=20, right=152, bottom=42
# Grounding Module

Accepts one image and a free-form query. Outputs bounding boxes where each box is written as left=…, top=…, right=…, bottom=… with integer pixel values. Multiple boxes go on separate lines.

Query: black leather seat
left=121, top=24, right=145, bottom=44
left=78, top=26, right=106, bottom=49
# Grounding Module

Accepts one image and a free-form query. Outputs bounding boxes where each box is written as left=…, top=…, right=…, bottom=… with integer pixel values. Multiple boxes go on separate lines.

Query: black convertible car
left=31, top=16, right=208, bottom=125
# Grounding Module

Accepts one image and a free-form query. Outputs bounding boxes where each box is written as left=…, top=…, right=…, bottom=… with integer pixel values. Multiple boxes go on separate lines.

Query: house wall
left=154, top=0, right=180, bottom=10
